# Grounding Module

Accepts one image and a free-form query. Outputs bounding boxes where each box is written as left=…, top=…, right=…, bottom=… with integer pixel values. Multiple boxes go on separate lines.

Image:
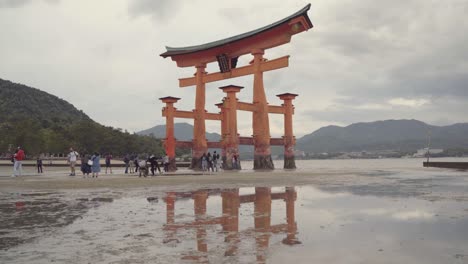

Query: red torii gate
left=159, top=4, right=313, bottom=171
left=160, top=91, right=298, bottom=171
left=162, top=187, right=300, bottom=262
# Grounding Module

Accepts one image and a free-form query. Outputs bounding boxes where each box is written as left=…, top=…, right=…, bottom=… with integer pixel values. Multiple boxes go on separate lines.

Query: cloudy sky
left=1, top=0, right=467, bottom=137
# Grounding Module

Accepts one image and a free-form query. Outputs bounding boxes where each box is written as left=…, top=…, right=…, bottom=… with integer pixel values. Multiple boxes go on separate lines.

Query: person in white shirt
left=67, top=147, right=79, bottom=176
left=163, top=154, right=169, bottom=172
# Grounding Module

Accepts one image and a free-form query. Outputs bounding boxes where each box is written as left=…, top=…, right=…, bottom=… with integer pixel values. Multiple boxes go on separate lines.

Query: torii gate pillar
left=252, top=49, right=274, bottom=170
left=159, top=96, right=180, bottom=171
left=216, top=101, right=228, bottom=168
left=220, top=85, right=243, bottom=170
left=277, top=93, right=298, bottom=169
left=191, top=64, right=208, bottom=170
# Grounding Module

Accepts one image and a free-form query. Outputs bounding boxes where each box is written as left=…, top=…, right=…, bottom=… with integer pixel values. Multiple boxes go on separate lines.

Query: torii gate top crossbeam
left=160, top=4, right=313, bottom=67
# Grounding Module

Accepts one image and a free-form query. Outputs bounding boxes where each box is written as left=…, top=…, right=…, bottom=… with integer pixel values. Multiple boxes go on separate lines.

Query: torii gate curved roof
left=160, top=4, right=313, bottom=67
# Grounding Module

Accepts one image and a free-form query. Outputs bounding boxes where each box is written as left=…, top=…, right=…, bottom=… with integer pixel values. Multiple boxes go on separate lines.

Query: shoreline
left=0, top=170, right=345, bottom=191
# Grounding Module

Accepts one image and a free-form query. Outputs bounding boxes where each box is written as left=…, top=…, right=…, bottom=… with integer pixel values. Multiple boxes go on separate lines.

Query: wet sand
left=1, top=159, right=468, bottom=263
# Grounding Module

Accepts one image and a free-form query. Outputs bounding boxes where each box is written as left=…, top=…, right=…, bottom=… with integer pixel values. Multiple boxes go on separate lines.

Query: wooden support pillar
left=252, top=49, right=274, bottom=170
left=191, top=64, right=208, bottom=170
left=193, top=190, right=209, bottom=259
left=254, top=187, right=271, bottom=263
left=220, top=85, right=243, bottom=170
left=159, top=97, right=180, bottom=171
left=277, top=93, right=298, bottom=169
left=282, top=187, right=301, bottom=245
left=216, top=101, right=228, bottom=169
left=222, top=189, right=240, bottom=256
left=163, top=192, right=178, bottom=243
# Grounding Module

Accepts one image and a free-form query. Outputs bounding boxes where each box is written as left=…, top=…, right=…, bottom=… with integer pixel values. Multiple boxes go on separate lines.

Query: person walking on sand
left=133, top=155, right=139, bottom=173
left=148, top=155, right=161, bottom=176
left=232, top=154, right=238, bottom=170
left=67, top=147, right=79, bottom=176
left=129, top=154, right=135, bottom=173
left=36, top=156, right=43, bottom=173
left=123, top=154, right=130, bottom=174
left=12, top=147, right=25, bottom=177
left=105, top=153, right=113, bottom=174
left=163, top=154, right=169, bottom=172
left=213, top=150, right=219, bottom=172
left=201, top=153, right=208, bottom=172
left=213, top=151, right=220, bottom=172
left=207, top=152, right=213, bottom=172
left=91, top=152, right=101, bottom=178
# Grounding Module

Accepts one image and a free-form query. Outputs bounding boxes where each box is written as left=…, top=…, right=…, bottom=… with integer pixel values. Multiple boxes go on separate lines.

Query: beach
left=1, top=158, right=468, bottom=263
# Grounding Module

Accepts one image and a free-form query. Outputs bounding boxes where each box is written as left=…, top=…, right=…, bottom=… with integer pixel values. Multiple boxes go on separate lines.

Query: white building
left=413, top=148, right=443, bottom=157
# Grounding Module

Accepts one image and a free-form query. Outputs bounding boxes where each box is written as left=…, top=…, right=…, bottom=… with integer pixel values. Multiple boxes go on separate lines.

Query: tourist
left=207, top=152, right=213, bottom=172
left=213, top=151, right=219, bottom=172
left=123, top=154, right=130, bottom=174
left=80, top=155, right=91, bottom=177
left=232, top=154, right=239, bottom=170
left=36, top=156, right=43, bottom=173
left=91, top=152, right=101, bottom=178
left=129, top=154, right=135, bottom=173
left=12, top=147, right=25, bottom=177
left=201, top=153, right=207, bottom=172
left=133, top=155, right=139, bottom=173
left=163, top=154, right=169, bottom=172
left=148, top=155, right=161, bottom=175
left=67, top=147, right=79, bottom=176
left=105, top=153, right=113, bottom=174
left=138, top=159, right=148, bottom=177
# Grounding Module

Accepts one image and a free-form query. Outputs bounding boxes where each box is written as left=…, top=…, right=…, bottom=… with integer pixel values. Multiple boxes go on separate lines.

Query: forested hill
left=296, top=119, right=468, bottom=153
left=0, top=78, right=90, bottom=126
left=0, top=78, right=163, bottom=156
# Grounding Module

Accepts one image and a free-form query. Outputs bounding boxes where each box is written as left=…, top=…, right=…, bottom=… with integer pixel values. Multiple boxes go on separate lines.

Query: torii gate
left=159, top=4, right=313, bottom=170
left=163, top=187, right=300, bottom=262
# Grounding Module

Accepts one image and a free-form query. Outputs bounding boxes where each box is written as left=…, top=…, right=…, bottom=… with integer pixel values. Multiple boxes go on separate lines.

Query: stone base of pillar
left=253, top=155, right=274, bottom=170
left=283, top=156, right=296, bottom=169
left=190, top=157, right=202, bottom=171
left=169, top=158, right=177, bottom=172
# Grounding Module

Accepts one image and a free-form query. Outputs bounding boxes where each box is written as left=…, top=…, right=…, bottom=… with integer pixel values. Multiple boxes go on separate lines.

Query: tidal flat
left=1, top=159, right=467, bottom=263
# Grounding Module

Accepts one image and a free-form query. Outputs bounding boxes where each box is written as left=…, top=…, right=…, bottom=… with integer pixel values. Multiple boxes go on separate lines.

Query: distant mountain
left=297, top=119, right=468, bottom=153
left=138, top=122, right=221, bottom=141
left=0, top=78, right=163, bottom=156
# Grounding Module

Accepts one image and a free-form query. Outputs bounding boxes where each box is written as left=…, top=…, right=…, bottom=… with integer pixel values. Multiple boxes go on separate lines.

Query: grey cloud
left=127, top=0, right=182, bottom=21
left=302, top=94, right=467, bottom=127
left=0, top=0, right=59, bottom=8
left=307, top=0, right=468, bottom=109
left=0, top=0, right=32, bottom=8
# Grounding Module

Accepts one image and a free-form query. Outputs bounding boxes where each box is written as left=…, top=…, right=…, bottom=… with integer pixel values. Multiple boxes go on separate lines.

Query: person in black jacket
left=148, top=155, right=161, bottom=176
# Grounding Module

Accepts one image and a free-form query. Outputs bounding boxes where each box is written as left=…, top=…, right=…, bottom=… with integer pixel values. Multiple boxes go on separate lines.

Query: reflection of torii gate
left=159, top=4, right=313, bottom=171
left=163, top=187, right=300, bottom=263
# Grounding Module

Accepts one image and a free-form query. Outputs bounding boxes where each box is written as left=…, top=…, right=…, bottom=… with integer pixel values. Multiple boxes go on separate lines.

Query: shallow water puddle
left=0, top=186, right=467, bottom=263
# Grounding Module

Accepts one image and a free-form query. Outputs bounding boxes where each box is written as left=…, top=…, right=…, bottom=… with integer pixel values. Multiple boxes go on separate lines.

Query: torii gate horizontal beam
left=179, top=56, right=289, bottom=87
left=163, top=103, right=286, bottom=120
left=237, top=102, right=286, bottom=114
left=174, top=137, right=285, bottom=148
left=163, top=109, right=222, bottom=121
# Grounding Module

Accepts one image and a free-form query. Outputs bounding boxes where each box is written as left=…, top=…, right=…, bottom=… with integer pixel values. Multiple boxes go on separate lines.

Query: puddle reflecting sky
left=0, top=184, right=467, bottom=263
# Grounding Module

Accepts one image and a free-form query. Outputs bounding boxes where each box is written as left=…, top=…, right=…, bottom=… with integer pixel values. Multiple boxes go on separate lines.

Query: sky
left=1, top=0, right=467, bottom=137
